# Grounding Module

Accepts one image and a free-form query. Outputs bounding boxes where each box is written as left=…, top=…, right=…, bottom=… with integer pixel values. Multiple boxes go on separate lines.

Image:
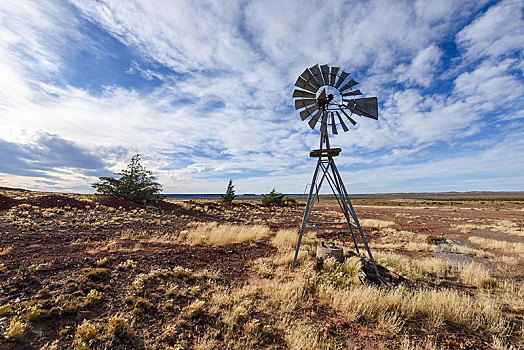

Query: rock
left=316, top=243, right=344, bottom=264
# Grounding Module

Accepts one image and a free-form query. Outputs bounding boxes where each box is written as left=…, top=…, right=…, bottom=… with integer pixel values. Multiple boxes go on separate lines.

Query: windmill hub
left=291, top=64, right=387, bottom=285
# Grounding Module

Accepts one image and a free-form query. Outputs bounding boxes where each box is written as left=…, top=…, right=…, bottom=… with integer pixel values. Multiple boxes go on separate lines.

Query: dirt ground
left=0, top=188, right=523, bottom=349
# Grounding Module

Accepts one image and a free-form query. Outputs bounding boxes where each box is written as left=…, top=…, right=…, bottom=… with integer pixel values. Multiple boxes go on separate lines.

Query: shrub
left=220, top=179, right=236, bottom=203
left=282, top=196, right=297, bottom=204
left=261, top=188, right=284, bottom=204
left=92, top=154, right=162, bottom=204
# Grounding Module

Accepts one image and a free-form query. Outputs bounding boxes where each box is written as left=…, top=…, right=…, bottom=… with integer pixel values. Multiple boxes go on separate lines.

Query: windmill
left=292, top=63, right=383, bottom=282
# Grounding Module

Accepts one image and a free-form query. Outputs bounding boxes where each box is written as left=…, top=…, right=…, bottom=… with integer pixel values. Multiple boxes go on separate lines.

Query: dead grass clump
left=400, top=335, right=438, bottom=350
left=81, top=267, right=110, bottom=281
left=75, top=319, right=97, bottom=350
left=0, top=246, right=13, bottom=255
left=84, top=289, right=102, bottom=306
left=373, top=251, right=451, bottom=281
left=319, top=283, right=508, bottom=334
left=271, top=229, right=298, bottom=250
left=116, top=259, right=136, bottom=271
left=186, top=222, right=270, bottom=245
left=104, top=314, right=133, bottom=340
left=456, top=220, right=524, bottom=237
left=359, top=218, right=395, bottom=228
left=183, top=299, right=205, bottom=318
left=272, top=250, right=308, bottom=266
left=499, top=280, right=524, bottom=312
left=402, top=289, right=508, bottom=334
left=469, top=236, right=524, bottom=257
left=5, top=318, right=26, bottom=340
left=459, top=262, right=495, bottom=288
left=280, top=318, right=335, bottom=350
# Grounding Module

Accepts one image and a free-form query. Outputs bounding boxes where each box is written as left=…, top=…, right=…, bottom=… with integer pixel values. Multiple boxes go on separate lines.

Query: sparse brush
left=81, top=267, right=110, bottom=281
left=0, top=246, right=13, bottom=255
left=373, top=251, right=451, bottom=280
left=459, top=262, right=495, bottom=288
left=75, top=319, right=97, bottom=349
left=96, top=257, right=108, bottom=267
left=104, top=314, right=133, bottom=339
left=182, top=299, right=205, bottom=319
left=84, top=289, right=102, bottom=306
left=280, top=318, right=335, bottom=350
left=359, top=218, right=395, bottom=228
left=116, top=259, right=136, bottom=271
left=5, top=318, right=26, bottom=340
left=469, top=236, right=524, bottom=257
left=271, top=229, right=298, bottom=250
left=185, top=222, right=270, bottom=245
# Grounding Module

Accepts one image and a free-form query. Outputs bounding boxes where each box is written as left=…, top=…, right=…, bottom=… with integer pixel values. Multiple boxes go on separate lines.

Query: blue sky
left=0, top=0, right=523, bottom=194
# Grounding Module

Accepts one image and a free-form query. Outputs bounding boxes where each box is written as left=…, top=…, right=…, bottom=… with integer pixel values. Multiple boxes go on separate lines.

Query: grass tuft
left=186, top=222, right=270, bottom=245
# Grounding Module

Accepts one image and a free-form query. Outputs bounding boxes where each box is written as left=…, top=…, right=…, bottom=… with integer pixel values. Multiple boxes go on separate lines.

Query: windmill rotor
left=293, top=64, right=379, bottom=134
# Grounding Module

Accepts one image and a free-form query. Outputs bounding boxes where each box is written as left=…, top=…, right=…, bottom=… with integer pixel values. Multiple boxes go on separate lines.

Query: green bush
left=92, top=154, right=162, bottom=204
left=261, top=189, right=284, bottom=204
left=282, top=196, right=297, bottom=204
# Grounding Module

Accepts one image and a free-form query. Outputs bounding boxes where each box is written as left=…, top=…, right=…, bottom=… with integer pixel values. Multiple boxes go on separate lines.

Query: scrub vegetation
left=0, top=188, right=523, bottom=349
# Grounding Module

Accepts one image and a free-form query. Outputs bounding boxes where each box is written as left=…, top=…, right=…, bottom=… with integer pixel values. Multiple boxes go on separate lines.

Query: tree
left=92, top=154, right=162, bottom=204
left=261, top=188, right=284, bottom=204
left=220, top=179, right=236, bottom=203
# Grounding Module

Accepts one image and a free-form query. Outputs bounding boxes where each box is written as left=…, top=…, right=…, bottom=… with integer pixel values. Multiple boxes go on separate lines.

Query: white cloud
left=394, top=45, right=443, bottom=87
left=456, top=0, right=524, bottom=62
left=0, top=0, right=522, bottom=193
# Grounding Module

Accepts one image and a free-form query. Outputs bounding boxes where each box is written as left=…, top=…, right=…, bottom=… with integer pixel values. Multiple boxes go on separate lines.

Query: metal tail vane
left=292, top=63, right=386, bottom=284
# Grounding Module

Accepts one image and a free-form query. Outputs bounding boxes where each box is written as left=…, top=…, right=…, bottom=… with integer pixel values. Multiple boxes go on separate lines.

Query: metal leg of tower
left=292, top=158, right=322, bottom=269
left=318, top=160, right=361, bottom=253
left=330, top=160, right=383, bottom=281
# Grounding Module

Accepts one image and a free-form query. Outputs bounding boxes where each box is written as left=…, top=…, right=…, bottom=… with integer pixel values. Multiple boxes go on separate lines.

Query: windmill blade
left=300, top=104, right=319, bottom=121
left=350, top=97, right=379, bottom=120
left=335, top=111, right=349, bottom=131
left=292, top=89, right=316, bottom=98
left=299, top=68, right=320, bottom=89
left=339, top=78, right=358, bottom=93
left=308, top=109, right=322, bottom=129
left=295, top=98, right=317, bottom=110
left=309, top=64, right=325, bottom=86
left=320, top=64, right=330, bottom=86
left=330, top=112, right=338, bottom=134
left=334, top=70, right=350, bottom=89
left=295, top=76, right=318, bottom=93
left=340, top=108, right=357, bottom=126
left=341, top=89, right=362, bottom=97
left=318, top=88, right=326, bottom=101
left=329, top=66, right=340, bottom=86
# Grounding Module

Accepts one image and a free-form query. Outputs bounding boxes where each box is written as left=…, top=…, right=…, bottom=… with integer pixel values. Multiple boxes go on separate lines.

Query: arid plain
left=0, top=188, right=523, bottom=349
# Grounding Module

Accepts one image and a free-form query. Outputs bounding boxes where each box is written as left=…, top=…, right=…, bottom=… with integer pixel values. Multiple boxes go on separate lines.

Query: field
left=0, top=188, right=523, bottom=349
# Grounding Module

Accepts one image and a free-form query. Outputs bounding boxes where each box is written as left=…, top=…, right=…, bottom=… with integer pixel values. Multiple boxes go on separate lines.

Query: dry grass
left=280, top=318, right=335, bottom=350
left=75, top=319, right=97, bottom=349
left=5, top=318, right=25, bottom=340
left=359, top=218, right=395, bottom=228
left=319, top=284, right=508, bottom=334
left=373, top=251, right=451, bottom=280
left=185, top=222, right=270, bottom=245
left=469, top=236, right=524, bottom=257
left=271, top=229, right=299, bottom=250
left=459, top=262, right=495, bottom=288
left=456, top=220, right=524, bottom=237
left=0, top=246, right=13, bottom=256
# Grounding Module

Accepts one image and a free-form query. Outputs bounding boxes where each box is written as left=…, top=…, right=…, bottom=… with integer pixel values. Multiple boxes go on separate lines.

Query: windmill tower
left=292, top=64, right=383, bottom=281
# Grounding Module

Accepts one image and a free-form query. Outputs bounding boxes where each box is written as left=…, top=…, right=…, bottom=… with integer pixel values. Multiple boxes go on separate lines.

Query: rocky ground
left=0, top=188, right=523, bottom=349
